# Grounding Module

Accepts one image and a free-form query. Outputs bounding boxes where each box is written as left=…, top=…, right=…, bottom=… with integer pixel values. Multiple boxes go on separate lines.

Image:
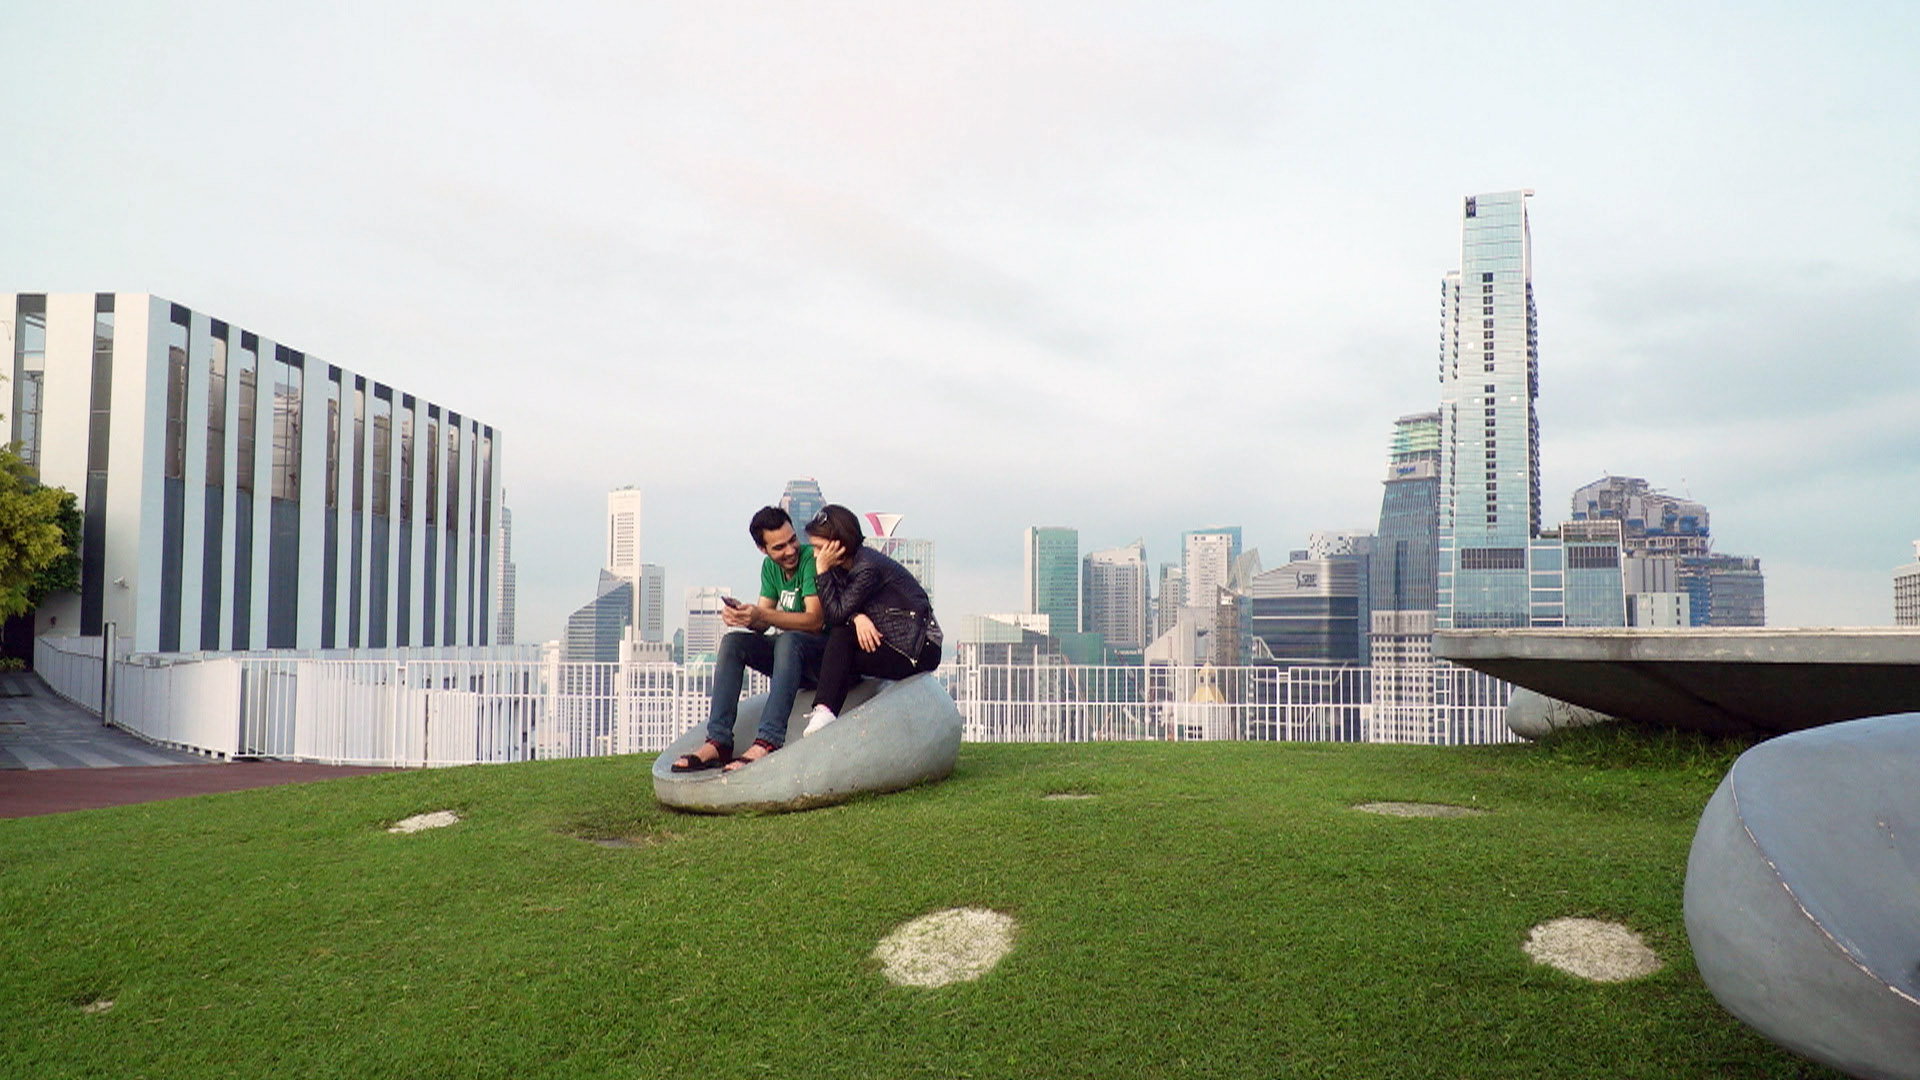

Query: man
left=669, top=506, right=825, bottom=773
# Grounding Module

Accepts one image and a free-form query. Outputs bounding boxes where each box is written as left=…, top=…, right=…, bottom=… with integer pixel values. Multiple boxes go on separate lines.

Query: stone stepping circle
left=1352, top=801, right=1487, bottom=818
left=387, top=810, right=461, bottom=834
left=1523, top=917, right=1663, bottom=982
left=873, top=908, right=1019, bottom=987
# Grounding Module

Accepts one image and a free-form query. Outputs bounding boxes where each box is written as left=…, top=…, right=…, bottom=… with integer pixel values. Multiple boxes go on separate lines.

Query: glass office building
left=1022, top=526, right=1080, bottom=635
left=1372, top=411, right=1441, bottom=616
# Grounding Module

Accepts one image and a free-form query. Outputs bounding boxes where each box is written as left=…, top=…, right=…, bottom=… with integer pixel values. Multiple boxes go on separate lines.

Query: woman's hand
left=814, top=539, right=844, bottom=575
left=852, top=613, right=882, bottom=653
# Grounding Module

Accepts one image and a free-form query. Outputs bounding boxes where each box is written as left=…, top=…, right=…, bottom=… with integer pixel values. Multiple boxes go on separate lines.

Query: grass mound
left=0, top=740, right=1834, bottom=1079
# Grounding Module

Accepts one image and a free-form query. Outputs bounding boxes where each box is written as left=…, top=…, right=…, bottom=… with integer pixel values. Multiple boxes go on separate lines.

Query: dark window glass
left=272, top=356, right=301, bottom=501
left=352, top=386, right=366, bottom=513
left=165, top=320, right=190, bottom=480
left=13, top=298, right=47, bottom=470
left=206, top=331, right=228, bottom=485
left=325, top=377, right=341, bottom=509
left=399, top=412, right=413, bottom=521
left=425, top=420, right=439, bottom=526
left=235, top=342, right=258, bottom=494
left=444, top=424, right=460, bottom=534
left=371, top=395, right=393, bottom=517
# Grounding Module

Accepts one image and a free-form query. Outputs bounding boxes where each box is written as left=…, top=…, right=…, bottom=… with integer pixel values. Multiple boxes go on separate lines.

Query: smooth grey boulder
left=1504, top=687, right=1619, bottom=740
left=1684, top=712, right=1920, bottom=1080
left=652, top=672, right=963, bottom=814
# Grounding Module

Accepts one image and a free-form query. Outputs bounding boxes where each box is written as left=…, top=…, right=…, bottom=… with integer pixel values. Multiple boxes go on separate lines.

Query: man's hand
left=853, top=613, right=882, bottom=653
left=814, top=539, right=845, bottom=575
left=720, top=603, right=755, bottom=629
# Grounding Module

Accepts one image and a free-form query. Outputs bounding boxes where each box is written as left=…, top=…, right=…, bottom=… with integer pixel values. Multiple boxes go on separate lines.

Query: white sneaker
left=801, top=704, right=838, bottom=736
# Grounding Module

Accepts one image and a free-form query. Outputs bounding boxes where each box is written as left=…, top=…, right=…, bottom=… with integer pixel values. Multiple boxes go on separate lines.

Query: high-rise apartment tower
left=1437, top=191, right=1558, bottom=629
left=1083, top=540, right=1149, bottom=655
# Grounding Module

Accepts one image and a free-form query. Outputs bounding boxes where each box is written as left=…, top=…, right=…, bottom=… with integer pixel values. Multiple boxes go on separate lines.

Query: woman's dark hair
left=748, top=506, right=793, bottom=547
left=802, top=504, right=865, bottom=552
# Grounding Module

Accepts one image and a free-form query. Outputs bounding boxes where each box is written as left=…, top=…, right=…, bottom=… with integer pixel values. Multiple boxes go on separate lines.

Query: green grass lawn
left=1, top=734, right=1840, bottom=1079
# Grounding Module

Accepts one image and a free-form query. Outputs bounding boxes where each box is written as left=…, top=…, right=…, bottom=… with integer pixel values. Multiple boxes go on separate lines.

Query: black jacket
left=816, top=546, right=943, bottom=660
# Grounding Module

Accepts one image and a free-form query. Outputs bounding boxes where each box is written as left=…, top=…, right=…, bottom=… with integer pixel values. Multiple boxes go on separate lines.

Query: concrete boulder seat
left=1684, top=713, right=1920, bottom=1080
left=652, top=672, right=963, bottom=814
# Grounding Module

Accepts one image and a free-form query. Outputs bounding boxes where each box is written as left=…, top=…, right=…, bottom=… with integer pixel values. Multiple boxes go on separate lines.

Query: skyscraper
left=562, top=570, right=633, bottom=662
left=1182, top=527, right=1241, bottom=610
left=865, top=512, right=935, bottom=601
left=683, top=586, right=731, bottom=660
left=1678, top=554, right=1766, bottom=627
left=1895, top=541, right=1920, bottom=626
left=606, top=487, right=642, bottom=580
left=1372, top=412, right=1441, bottom=615
left=605, top=486, right=644, bottom=631
left=1022, top=526, right=1080, bottom=635
left=636, top=563, right=666, bottom=643
left=1156, top=563, right=1186, bottom=640
left=779, top=478, right=826, bottom=536
left=494, top=501, right=516, bottom=645
left=1436, top=191, right=1558, bottom=629
left=1570, top=476, right=1710, bottom=558
left=1083, top=540, right=1149, bottom=655
left=1573, top=475, right=1764, bottom=626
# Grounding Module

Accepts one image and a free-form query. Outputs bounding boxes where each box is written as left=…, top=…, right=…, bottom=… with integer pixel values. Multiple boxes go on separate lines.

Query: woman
left=798, top=504, right=942, bottom=735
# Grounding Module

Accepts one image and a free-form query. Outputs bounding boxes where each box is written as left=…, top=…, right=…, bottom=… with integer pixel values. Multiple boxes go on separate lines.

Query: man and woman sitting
left=670, top=503, right=942, bottom=773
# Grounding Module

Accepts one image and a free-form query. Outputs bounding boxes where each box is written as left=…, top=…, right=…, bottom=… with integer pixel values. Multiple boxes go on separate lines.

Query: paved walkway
left=0, top=671, right=211, bottom=770
left=0, top=672, right=393, bottom=819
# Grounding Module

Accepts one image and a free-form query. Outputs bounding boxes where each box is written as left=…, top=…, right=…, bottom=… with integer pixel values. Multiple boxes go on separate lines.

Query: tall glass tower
left=1437, top=190, right=1564, bottom=629
left=1372, top=411, right=1440, bottom=615
left=1022, top=526, right=1080, bottom=635
left=778, top=478, right=826, bottom=536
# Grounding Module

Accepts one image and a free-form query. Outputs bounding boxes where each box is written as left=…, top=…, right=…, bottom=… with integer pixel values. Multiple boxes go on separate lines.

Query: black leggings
left=813, top=624, right=942, bottom=715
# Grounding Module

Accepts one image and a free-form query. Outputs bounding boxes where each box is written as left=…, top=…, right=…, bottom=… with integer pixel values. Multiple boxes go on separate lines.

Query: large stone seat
left=651, top=672, right=963, bottom=814
left=1684, top=712, right=1920, bottom=1080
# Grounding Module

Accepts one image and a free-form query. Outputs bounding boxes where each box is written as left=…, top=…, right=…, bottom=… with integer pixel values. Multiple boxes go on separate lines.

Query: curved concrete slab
left=1436, top=628, right=1920, bottom=737
left=652, top=673, right=962, bottom=814
left=1683, top=713, right=1920, bottom=1080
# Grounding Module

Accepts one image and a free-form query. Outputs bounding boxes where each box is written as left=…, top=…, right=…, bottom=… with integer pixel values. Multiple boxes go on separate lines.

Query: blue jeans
left=706, top=630, right=825, bottom=748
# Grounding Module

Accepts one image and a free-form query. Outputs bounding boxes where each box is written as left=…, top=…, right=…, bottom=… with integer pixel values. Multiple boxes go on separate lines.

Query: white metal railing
left=936, top=663, right=1516, bottom=745
left=32, top=635, right=1519, bottom=766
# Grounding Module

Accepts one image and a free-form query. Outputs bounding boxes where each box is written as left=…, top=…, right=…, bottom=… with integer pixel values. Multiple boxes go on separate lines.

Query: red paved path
left=0, top=762, right=397, bottom=819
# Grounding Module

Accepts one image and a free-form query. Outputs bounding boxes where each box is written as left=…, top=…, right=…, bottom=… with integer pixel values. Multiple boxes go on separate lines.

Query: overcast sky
left=7, top=1, right=1917, bottom=641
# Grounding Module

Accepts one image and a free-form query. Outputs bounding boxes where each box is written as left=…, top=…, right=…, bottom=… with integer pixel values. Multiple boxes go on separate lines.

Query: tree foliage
left=0, top=447, right=77, bottom=619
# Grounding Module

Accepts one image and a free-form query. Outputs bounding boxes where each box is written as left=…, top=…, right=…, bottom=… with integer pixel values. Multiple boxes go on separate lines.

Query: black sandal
left=722, top=738, right=779, bottom=773
left=669, top=740, right=731, bottom=773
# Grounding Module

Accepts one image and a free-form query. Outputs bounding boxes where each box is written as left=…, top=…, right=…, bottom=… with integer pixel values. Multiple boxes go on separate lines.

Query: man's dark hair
left=802, top=503, right=865, bottom=552
left=748, top=506, right=793, bottom=548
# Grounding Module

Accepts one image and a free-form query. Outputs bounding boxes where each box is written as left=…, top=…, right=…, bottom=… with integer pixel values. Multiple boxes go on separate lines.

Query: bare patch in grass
left=77, top=998, right=115, bottom=1015
left=580, top=832, right=677, bottom=849
left=1524, top=918, right=1663, bottom=982
left=1042, top=792, right=1098, bottom=801
left=1353, top=801, right=1487, bottom=818
left=874, top=908, right=1018, bottom=987
left=387, top=810, right=461, bottom=834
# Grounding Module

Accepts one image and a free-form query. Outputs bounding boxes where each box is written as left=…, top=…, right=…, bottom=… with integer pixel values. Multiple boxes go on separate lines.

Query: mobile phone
left=721, top=595, right=745, bottom=609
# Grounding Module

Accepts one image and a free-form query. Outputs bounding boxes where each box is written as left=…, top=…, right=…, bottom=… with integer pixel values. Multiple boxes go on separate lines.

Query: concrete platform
left=1434, top=628, right=1920, bottom=737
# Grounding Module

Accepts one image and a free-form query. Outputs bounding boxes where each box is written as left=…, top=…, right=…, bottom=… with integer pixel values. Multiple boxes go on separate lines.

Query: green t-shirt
left=760, top=553, right=818, bottom=614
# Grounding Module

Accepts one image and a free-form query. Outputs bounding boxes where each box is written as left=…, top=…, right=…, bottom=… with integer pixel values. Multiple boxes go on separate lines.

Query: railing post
left=99, top=623, right=117, bottom=728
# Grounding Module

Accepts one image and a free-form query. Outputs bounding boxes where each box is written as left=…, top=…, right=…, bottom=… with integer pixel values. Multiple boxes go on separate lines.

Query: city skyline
left=7, top=4, right=1915, bottom=642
